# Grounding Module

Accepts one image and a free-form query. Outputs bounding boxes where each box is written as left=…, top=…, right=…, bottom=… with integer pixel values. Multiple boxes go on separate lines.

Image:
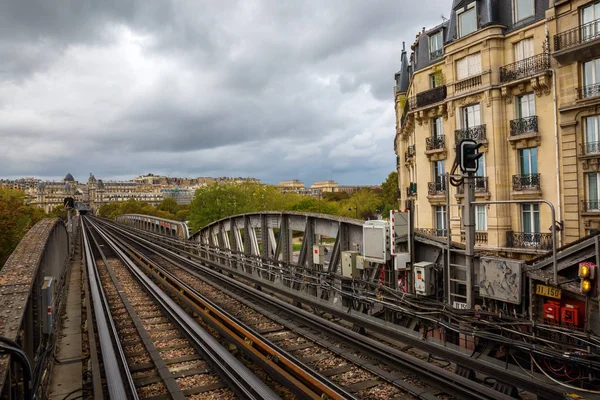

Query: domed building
left=64, top=173, right=75, bottom=182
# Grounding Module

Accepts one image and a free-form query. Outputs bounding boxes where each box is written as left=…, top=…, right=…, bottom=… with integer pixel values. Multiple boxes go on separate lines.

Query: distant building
left=310, top=180, right=338, bottom=193
left=162, top=188, right=196, bottom=205
left=275, top=180, right=305, bottom=190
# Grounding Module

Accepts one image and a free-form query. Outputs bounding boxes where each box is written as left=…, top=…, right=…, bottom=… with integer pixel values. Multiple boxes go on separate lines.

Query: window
left=514, top=0, right=534, bottom=23
left=513, top=38, right=534, bottom=62
left=430, top=31, right=443, bottom=59
left=587, top=173, right=600, bottom=210
left=516, top=93, right=535, bottom=119
left=433, top=160, right=445, bottom=183
left=521, top=204, right=540, bottom=234
left=581, top=2, right=600, bottom=42
left=435, top=206, right=447, bottom=236
left=429, top=72, right=442, bottom=88
left=456, top=54, right=481, bottom=80
left=583, top=58, right=600, bottom=98
left=475, top=153, right=485, bottom=177
left=584, top=115, right=600, bottom=154
left=519, top=147, right=538, bottom=175
left=432, top=116, right=444, bottom=138
left=475, top=205, right=487, bottom=231
left=458, top=4, right=477, bottom=38
left=462, top=103, right=481, bottom=128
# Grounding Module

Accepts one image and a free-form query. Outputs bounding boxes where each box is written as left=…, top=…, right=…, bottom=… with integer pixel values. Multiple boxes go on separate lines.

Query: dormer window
left=457, top=2, right=477, bottom=38
left=429, top=31, right=443, bottom=59
left=514, top=0, right=534, bottom=23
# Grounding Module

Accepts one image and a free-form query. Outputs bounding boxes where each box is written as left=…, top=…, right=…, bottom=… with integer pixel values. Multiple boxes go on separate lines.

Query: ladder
left=449, top=263, right=468, bottom=308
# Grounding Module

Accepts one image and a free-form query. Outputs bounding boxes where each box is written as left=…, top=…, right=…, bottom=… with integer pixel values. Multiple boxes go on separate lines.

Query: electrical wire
left=531, top=356, right=600, bottom=394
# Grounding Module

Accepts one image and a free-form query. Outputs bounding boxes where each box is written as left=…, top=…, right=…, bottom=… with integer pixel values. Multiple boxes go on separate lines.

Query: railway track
left=83, top=218, right=279, bottom=399
left=94, top=217, right=513, bottom=400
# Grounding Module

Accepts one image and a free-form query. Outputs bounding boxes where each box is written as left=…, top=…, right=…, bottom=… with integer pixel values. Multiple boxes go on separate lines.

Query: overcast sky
left=0, top=0, right=447, bottom=185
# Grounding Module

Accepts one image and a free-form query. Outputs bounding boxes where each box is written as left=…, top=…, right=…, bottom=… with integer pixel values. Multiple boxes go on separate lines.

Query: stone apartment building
left=394, top=0, right=600, bottom=258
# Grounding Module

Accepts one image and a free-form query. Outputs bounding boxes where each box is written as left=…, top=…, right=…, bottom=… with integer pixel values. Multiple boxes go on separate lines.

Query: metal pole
left=445, top=174, right=452, bottom=305
left=464, top=173, right=475, bottom=308
left=472, top=199, right=557, bottom=285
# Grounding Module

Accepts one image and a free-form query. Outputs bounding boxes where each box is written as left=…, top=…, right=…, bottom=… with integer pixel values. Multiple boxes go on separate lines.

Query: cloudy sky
left=0, top=0, right=446, bottom=185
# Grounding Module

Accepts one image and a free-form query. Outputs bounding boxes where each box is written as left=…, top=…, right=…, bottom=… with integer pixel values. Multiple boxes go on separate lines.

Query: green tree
left=380, top=171, right=400, bottom=217
left=157, top=198, right=179, bottom=215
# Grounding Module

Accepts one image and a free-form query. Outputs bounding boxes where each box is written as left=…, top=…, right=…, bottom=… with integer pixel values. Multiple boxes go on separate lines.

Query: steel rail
left=103, top=219, right=513, bottom=400
left=86, top=217, right=279, bottom=400
left=100, top=217, right=571, bottom=400
left=93, top=217, right=356, bottom=400
left=81, top=218, right=137, bottom=400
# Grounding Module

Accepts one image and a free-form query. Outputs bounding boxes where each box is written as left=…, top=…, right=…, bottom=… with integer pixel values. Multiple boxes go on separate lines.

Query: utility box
left=41, top=277, right=54, bottom=335
left=414, top=262, right=434, bottom=296
left=341, top=251, right=360, bottom=278
left=356, top=255, right=368, bottom=270
left=363, top=220, right=390, bottom=263
left=313, top=245, right=325, bottom=265
left=394, top=253, right=410, bottom=270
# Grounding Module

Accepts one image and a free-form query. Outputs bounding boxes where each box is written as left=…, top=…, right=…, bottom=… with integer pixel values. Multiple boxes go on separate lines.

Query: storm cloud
left=0, top=0, right=447, bottom=185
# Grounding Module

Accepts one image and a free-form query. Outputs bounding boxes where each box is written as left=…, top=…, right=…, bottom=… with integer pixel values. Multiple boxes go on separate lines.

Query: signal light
left=578, top=262, right=596, bottom=295
left=581, top=279, right=592, bottom=293
left=457, top=139, right=483, bottom=173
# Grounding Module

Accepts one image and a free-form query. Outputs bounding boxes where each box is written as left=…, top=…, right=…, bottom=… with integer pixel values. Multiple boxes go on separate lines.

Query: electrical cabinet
left=543, top=301, right=560, bottom=325
left=362, top=220, right=390, bottom=263
left=414, top=262, right=434, bottom=296
left=561, top=304, right=580, bottom=328
left=341, top=251, right=360, bottom=278
left=394, top=253, right=410, bottom=270
left=356, top=255, right=367, bottom=270
left=313, top=245, right=325, bottom=265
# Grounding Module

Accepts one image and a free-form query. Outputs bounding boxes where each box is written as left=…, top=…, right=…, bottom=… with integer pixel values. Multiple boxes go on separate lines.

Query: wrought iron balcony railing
left=457, top=177, right=488, bottom=194
left=583, top=200, right=600, bottom=212
left=408, top=86, right=447, bottom=110
left=500, top=54, right=550, bottom=84
left=428, top=180, right=447, bottom=196
left=506, top=231, right=552, bottom=250
left=510, top=116, right=538, bottom=136
left=430, top=48, right=443, bottom=60
left=416, top=228, right=447, bottom=237
left=512, top=173, right=541, bottom=191
left=455, top=124, right=486, bottom=143
left=426, top=135, right=445, bottom=151
left=579, top=83, right=600, bottom=99
left=554, top=19, right=600, bottom=51
left=455, top=75, right=482, bottom=92
left=405, top=145, right=415, bottom=162
left=584, top=141, right=600, bottom=155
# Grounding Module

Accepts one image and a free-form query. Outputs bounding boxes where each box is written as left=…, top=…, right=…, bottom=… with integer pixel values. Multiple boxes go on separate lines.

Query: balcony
left=455, top=124, right=487, bottom=144
left=406, top=183, right=417, bottom=197
left=455, top=75, right=481, bottom=92
left=416, top=228, right=447, bottom=238
left=460, top=231, right=488, bottom=244
left=579, top=83, right=600, bottom=100
left=425, top=135, right=447, bottom=161
left=506, top=231, right=552, bottom=251
left=584, top=141, right=600, bottom=155
left=509, top=116, right=540, bottom=149
left=512, top=173, right=542, bottom=199
left=428, top=180, right=447, bottom=196
left=405, top=145, right=415, bottom=163
left=500, top=54, right=550, bottom=84
left=456, top=177, right=489, bottom=195
left=408, top=86, right=447, bottom=111
left=554, top=19, right=600, bottom=64
left=430, top=48, right=444, bottom=60
left=582, top=200, right=600, bottom=213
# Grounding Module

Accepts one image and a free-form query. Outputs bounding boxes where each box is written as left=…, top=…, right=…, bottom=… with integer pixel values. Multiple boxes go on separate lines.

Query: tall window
left=521, top=204, right=540, bottom=234
left=462, top=103, right=481, bottom=128
left=519, top=147, right=538, bottom=175
left=435, top=206, right=447, bottom=236
left=514, top=38, right=534, bottom=62
left=475, top=153, right=485, bottom=177
left=514, top=0, right=534, bottom=23
left=458, top=4, right=477, bottom=38
left=516, top=93, right=535, bottom=119
left=456, top=54, right=482, bottom=80
left=585, top=115, right=600, bottom=154
left=475, top=205, right=487, bottom=231
left=430, top=31, right=443, bottom=59
left=433, top=160, right=445, bottom=183
left=432, top=116, right=444, bottom=138
left=583, top=58, right=600, bottom=98
left=581, top=2, right=600, bottom=42
left=587, top=173, right=600, bottom=210
left=430, top=72, right=442, bottom=88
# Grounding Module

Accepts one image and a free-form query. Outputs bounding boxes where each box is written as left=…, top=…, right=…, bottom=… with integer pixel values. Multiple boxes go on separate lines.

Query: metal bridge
left=0, top=212, right=598, bottom=399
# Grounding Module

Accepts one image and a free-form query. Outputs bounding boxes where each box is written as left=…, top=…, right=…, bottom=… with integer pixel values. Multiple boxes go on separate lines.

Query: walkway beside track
left=48, top=228, right=84, bottom=400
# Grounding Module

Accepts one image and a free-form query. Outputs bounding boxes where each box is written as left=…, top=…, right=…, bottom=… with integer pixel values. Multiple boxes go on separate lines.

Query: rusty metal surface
left=0, top=218, right=62, bottom=389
